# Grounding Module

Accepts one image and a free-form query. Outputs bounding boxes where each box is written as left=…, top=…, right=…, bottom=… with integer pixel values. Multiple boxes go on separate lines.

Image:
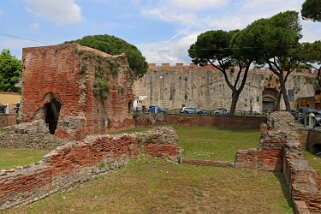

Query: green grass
left=0, top=148, right=47, bottom=170
left=303, top=150, right=321, bottom=176
left=109, top=125, right=260, bottom=161
left=5, top=157, right=293, bottom=214
left=173, top=125, right=260, bottom=161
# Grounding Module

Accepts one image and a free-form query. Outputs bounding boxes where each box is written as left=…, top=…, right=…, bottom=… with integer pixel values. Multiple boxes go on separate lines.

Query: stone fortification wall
left=235, top=112, right=321, bottom=213
left=133, top=64, right=316, bottom=112
left=21, top=44, right=134, bottom=140
left=0, top=127, right=183, bottom=210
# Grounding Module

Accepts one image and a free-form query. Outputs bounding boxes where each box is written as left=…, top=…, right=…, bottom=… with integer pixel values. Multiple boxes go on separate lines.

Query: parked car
left=213, top=108, right=228, bottom=115
left=181, top=107, right=203, bottom=114
left=148, top=106, right=166, bottom=113
left=0, top=105, right=5, bottom=114
left=296, top=107, right=313, bottom=122
left=290, top=109, right=297, bottom=117
left=314, top=109, right=321, bottom=126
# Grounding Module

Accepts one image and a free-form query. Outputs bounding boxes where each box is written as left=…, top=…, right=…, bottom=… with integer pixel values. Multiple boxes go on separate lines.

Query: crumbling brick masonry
left=20, top=44, right=135, bottom=140
left=0, top=127, right=183, bottom=210
left=235, top=112, right=321, bottom=213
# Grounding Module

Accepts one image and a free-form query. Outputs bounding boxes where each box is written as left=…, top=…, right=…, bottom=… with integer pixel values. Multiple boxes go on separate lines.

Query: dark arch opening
left=128, top=100, right=132, bottom=113
left=262, top=88, right=279, bottom=113
left=312, top=144, right=321, bottom=154
left=44, top=98, right=62, bottom=134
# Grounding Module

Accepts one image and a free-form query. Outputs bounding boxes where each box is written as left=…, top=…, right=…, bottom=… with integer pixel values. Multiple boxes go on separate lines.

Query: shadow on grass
left=274, top=172, right=295, bottom=213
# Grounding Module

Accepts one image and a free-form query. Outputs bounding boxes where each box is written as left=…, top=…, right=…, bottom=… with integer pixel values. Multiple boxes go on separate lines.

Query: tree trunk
left=317, top=66, right=321, bottom=95
left=278, top=71, right=291, bottom=111
left=276, top=91, right=282, bottom=111
left=229, top=91, right=240, bottom=115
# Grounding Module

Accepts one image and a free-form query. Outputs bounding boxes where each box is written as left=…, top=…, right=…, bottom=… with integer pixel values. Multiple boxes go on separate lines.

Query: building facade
left=133, top=63, right=317, bottom=113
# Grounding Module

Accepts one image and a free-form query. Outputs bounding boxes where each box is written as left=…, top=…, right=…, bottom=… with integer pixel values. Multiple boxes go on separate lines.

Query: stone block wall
left=0, top=127, right=183, bottom=210
left=133, top=64, right=316, bottom=112
left=20, top=44, right=134, bottom=140
left=0, top=114, right=16, bottom=128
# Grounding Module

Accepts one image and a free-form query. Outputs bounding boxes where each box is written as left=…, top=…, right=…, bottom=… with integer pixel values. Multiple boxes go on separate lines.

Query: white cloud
left=0, top=39, right=43, bottom=59
left=140, top=0, right=318, bottom=63
left=24, top=0, right=82, bottom=24
left=142, top=9, right=197, bottom=26
left=29, top=23, right=40, bottom=32
left=240, top=0, right=301, bottom=12
left=138, top=33, right=200, bottom=64
left=301, top=21, right=321, bottom=42
left=168, top=0, right=229, bottom=11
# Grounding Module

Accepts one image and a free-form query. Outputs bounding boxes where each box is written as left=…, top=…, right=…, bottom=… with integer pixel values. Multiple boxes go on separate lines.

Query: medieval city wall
left=133, top=64, right=316, bottom=112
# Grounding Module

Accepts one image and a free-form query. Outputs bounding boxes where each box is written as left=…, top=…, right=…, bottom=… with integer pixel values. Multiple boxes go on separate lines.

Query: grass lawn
left=0, top=148, right=47, bottom=170
left=303, top=150, right=321, bottom=176
left=6, top=156, right=293, bottom=214
left=173, top=125, right=260, bottom=161
left=110, top=125, right=260, bottom=161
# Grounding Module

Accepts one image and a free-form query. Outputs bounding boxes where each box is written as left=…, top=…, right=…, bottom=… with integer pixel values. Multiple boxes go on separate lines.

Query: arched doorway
left=43, top=93, right=62, bottom=134
left=262, top=88, right=278, bottom=113
left=312, top=144, right=321, bottom=155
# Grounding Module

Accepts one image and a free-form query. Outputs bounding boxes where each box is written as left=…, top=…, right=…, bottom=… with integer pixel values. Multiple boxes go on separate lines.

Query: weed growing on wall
left=78, top=50, right=120, bottom=103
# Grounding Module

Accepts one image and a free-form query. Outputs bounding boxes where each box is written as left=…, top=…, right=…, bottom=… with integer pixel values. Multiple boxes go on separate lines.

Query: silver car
left=181, top=107, right=203, bottom=114
left=213, top=108, right=228, bottom=115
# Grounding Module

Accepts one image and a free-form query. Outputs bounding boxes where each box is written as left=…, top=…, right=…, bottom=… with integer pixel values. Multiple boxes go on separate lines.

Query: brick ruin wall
left=0, top=114, right=16, bottom=128
left=0, top=127, right=183, bottom=210
left=235, top=112, right=321, bottom=213
left=21, top=44, right=134, bottom=140
left=306, top=130, right=321, bottom=154
left=0, top=120, right=69, bottom=150
left=134, top=113, right=265, bottom=130
left=133, top=64, right=316, bottom=112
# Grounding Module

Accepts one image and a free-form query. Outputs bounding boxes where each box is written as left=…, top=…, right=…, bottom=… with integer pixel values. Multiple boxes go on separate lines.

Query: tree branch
left=267, top=60, right=280, bottom=77
left=236, top=61, right=252, bottom=93
left=213, top=60, right=235, bottom=91
left=234, top=64, right=242, bottom=88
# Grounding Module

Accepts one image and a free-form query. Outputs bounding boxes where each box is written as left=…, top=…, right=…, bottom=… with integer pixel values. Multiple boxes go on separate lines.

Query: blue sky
left=0, top=0, right=320, bottom=64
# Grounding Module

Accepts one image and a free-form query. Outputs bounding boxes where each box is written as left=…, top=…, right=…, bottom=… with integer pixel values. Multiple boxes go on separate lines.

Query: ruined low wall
left=235, top=112, right=321, bottom=213
left=306, top=130, right=321, bottom=153
left=235, top=123, right=284, bottom=171
left=0, top=114, right=16, bottom=128
left=134, top=113, right=265, bottom=129
left=0, top=120, right=68, bottom=150
left=283, top=143, right=321, bottom=214
left=0, top=127, right=183, bottom=210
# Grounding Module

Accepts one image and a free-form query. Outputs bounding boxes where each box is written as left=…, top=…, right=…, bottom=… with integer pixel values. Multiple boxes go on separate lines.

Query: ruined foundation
left=0, top=127, right=183, bottom=210
left=235, top=112, right=321, bottom=213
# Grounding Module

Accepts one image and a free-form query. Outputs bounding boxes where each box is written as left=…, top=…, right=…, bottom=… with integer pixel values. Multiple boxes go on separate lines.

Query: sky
left=0, top=0, right=320, bottom=64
